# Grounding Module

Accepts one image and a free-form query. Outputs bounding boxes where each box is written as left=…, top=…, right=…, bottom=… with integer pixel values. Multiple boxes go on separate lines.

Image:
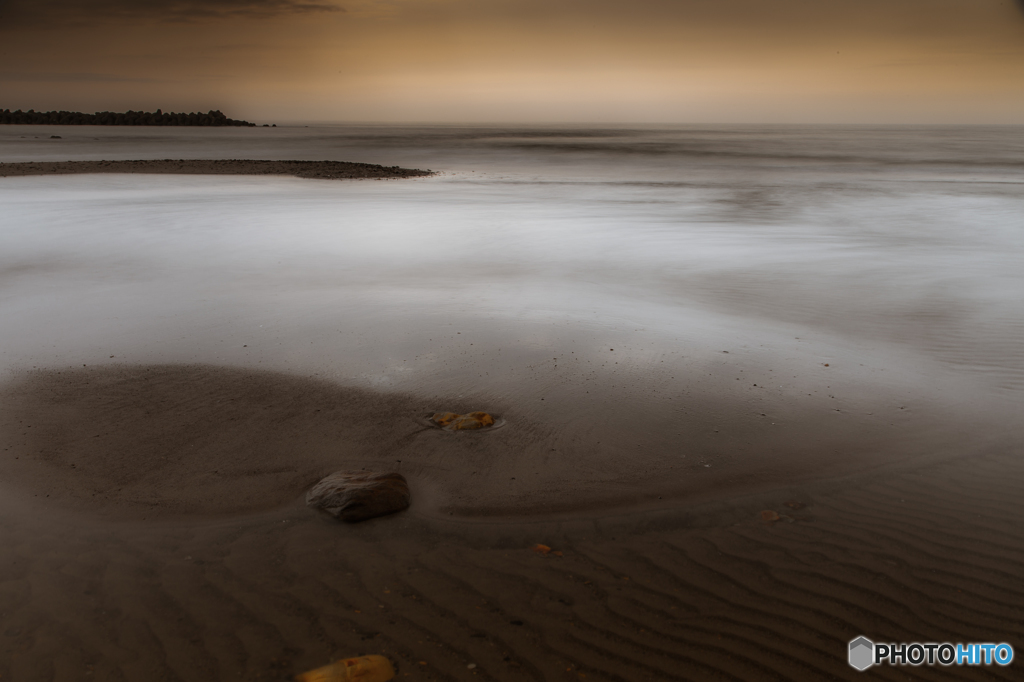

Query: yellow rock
left=450, top=411, right=495, bottom=430
left=432, top=411, right=495, bottom=430
left=430, top=412, right=460, bottom=427
left=295, top=655, right=395, bottom=682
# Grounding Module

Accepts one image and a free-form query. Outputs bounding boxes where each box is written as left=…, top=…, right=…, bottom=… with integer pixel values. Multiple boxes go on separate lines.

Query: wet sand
left=0, top=160, right=432, bottom=180
left=0, top=365, right=1021, bottom=680
left=0, top=364, right=1000, bottom=521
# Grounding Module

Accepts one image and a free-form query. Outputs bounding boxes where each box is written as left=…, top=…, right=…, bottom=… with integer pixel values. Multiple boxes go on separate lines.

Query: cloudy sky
left=1, top=0, right=1022, bottom=123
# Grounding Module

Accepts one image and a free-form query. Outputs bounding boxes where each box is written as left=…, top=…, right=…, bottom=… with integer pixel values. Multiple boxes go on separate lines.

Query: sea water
left=1, top=124, right=1022, bottom=487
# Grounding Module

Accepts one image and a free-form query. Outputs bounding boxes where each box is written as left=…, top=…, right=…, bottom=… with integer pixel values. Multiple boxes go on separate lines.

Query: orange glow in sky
left=2, top=0, right=1023, bottom=123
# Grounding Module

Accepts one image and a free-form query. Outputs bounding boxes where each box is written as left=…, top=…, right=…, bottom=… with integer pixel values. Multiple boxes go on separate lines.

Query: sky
left=1, top=0, right=1023, bottom=124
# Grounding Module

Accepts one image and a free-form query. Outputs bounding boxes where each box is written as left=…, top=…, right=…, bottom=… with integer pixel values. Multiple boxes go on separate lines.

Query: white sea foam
left=1, top=124, right=1022, bottom=428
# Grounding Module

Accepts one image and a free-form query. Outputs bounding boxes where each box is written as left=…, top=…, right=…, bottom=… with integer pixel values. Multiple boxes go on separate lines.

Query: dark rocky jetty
left=0, top=159, right=433, bottom=180
left=0, top=108, right=259, bottom=126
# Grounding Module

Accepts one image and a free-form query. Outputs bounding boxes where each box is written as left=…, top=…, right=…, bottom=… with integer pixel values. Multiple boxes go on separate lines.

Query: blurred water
left=1, top=123, right=1023, bottom=411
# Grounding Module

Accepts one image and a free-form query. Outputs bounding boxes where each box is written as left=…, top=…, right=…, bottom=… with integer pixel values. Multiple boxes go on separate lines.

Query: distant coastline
left=0, top=108, right=264, bottom=127
left=0, top=159, right=432, bottom=180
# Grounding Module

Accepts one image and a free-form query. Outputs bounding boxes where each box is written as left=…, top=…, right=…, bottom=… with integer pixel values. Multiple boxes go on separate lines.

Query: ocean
left=1, top=124, right=1022, bottom=499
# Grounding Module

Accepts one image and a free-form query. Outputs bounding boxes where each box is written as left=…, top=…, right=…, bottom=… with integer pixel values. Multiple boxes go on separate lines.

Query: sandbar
left=0, top=159, right=432, bottom=180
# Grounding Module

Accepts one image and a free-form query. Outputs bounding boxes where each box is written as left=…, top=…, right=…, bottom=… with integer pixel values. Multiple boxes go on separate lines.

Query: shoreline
left=0, top=363, right=1003, bottom=523
left=0, top=159, right=433, bottom=180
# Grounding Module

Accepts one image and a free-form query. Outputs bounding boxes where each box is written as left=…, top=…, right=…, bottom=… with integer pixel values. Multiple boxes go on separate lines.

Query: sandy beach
left=0, top=363, right=1020, bottom=681
left=2, top=127, right=1023, bottom=680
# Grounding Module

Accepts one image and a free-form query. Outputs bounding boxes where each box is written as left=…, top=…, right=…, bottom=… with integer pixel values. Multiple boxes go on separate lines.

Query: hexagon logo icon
left=849, top=636, right=874, bottom=671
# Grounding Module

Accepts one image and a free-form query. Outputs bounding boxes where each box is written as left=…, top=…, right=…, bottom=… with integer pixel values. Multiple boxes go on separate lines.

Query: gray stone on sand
left=306, top=471, right=410, bottom=522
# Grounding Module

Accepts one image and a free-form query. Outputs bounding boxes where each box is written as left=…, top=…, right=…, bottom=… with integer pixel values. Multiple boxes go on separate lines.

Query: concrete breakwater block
left=306, top=471, right=410, bottom=522
left=431, top=411, right=495, bottom=430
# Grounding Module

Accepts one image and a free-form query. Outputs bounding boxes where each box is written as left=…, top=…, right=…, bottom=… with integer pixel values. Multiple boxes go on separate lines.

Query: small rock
left=450, top=411, right=495, bottom=430
left=760, top=510, right=780, bottom=522
left=431, top=411, right=460, bottom=427
left=431, top=411, right=495, bottom=430
left=50, top=135, right=62, bottom=139
left=306, top=471, right=410, bottom=522
left=295, top=655, right=395, bottom=682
